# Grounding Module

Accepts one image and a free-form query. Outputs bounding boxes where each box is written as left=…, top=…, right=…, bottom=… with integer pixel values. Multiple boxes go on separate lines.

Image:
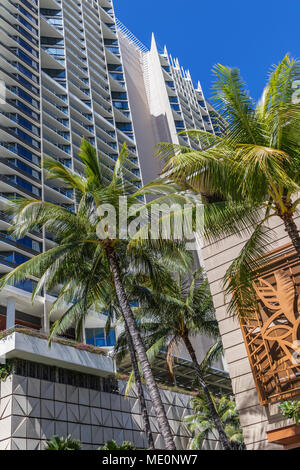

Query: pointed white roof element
left=163, top=45, right=168, bottom=56
left=151, top=32, right=158, bottom=53
left=197, top=80, right=203, bottom=92
left=170, top=54, right=175, bottom=67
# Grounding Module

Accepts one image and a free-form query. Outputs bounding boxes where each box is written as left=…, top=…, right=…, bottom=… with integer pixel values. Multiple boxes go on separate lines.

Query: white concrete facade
left=0, top=372, right=197, bottom=450
left=0, top=0, right=227, bottom=384
left=0, top=0, right=143, bottom=346
left=117, top=23, right=226, bottom=373
left=0, top=331, right=114, bottom=375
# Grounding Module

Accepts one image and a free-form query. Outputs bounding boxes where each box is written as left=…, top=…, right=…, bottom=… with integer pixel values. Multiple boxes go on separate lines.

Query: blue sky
left=115, top=0, right=300, bottom=102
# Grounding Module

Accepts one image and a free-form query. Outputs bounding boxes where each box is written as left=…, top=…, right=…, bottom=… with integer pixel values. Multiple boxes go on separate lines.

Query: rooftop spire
left=151, top=32, right=158, bottom=52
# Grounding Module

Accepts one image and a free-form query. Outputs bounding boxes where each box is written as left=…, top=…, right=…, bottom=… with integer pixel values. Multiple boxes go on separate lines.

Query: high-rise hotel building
left=0, top=0, right=226, bottom=378
left=0, top=0, right=144, bottom=340
left=117, top=22, right=225, bottom=187
left=0, top=0, right=231, bottom=451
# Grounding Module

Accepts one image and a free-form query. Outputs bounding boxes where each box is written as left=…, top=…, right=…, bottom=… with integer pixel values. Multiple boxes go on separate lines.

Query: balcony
left=0, top=231, right=41, bottom=255
left=0, top=251, right=30, bottom=268
left=0, top=329, right=114, bottom=376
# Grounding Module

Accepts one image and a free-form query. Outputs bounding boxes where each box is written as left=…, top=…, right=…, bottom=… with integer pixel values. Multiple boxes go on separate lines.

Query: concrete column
left=42, top=302, right=50, bottom=334
left=6, top=298, right=16, bottom=330
left=82, top=320, right=86, bottom=344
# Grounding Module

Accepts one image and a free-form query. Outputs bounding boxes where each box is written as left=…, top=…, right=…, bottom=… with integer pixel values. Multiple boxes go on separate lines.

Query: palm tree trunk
left=106, top=245, right=176, bottom=450
left=123, top=322, right=155, bottom=450
left=281, top=213, right=300, bottom=258
left=182, top=334, right=233, bottom=450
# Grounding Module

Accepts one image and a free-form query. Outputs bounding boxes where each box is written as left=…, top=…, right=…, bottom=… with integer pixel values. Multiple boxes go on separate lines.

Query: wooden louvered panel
left=239, top=244, right=300, bottom=405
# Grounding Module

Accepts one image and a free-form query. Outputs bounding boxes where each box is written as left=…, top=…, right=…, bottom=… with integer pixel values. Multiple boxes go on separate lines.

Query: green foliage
left=158, top=55, right=300, bottom=319
left=100, top=440, right=136, bottom=450
left=280, top=401, right=300, bottom=425
left=184, top=392, right=245, bottom=450
left=115, top=267, right=220, bottom=378
left=0, top=138, right=192, bottom=451
left=44, top=435, right=81, bottom=450
left=0, top=362, right=11, bottom=382
left=0, top=138, right=192, bottom=343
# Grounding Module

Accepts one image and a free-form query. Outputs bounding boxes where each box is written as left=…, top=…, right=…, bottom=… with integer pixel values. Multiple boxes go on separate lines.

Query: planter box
left=267, top=424, right=300, bottom=450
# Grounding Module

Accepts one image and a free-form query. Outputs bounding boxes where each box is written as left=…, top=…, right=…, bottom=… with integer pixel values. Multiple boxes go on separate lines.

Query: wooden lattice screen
left=240, top=244, right=300, bottom=405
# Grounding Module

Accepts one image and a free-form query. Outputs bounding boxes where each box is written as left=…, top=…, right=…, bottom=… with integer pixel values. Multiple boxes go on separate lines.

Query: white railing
left=115, top=18, right=149, bottom=53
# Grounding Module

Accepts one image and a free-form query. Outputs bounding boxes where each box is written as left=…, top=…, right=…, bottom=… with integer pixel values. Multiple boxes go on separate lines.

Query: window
left=16, top=144, right=40, bottom=165
left=12, top=158, right=40, bottom=179
left=0, top=252, right=30, bottom=265
left=113, top=101, right=129, bottom=110
left=86, top=328, right=116, bottom=347
left=7, top=175, right=41, bottom=196
left=14, top=279, right=38, bottom=293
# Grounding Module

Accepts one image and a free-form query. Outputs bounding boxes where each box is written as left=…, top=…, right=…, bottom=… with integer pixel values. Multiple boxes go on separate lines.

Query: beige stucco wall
left=202, top=213, right=300, bottom=450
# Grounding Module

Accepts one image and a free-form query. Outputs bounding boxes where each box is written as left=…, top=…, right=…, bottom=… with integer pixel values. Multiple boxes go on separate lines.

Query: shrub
left=44, top=435, right=81, bottom=450
left=0, top=363, right=11, bottom=382
left=100, top=440, right=136, bottom=450
left=280, top=401, right=300, bottom=425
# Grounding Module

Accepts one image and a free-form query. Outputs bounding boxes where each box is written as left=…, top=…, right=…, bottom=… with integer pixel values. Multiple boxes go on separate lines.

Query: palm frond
left=212, top=64, right=264, bottom=146
left=78, top=138, right=102, bottom=184
left=199, top=340, right=224, bottom=372
left=43, top=156, right=86, bottom=193
left=224, top=222, right=274, bottom=318
left=112, top=142, right=129, bottom=185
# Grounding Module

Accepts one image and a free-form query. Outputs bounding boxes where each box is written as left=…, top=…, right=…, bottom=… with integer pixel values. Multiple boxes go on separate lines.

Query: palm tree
left=119, top=267, right=233, bottom=450
left=52, top=265, right=156, bottom=450
left=184, top=393, right=245, bottom=450
left=158, top=55, right=300, bottom=316
left=45, top=221, right=191, bottom=450
left=0, top=139, right=191, bottom=450
left=50, top=250, right=168, bottom=450
left=44, top=435, right=81, bottom=450
left=48, top=244, right=185, bottom=450
left=123, top=323, right=155, bottom=449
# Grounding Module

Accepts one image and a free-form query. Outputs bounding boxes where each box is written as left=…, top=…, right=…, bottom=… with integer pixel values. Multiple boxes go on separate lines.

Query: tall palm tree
left=158, top=55, right=300, bottom=316
left=48, top=243, right=187, bottom=450
left=97, top=252, right=191, bottom=449
left=47, top=230, right=191, bottom=450
left=184, top=392, right=245, bottom=450
left=0, top=140, right=191, bottom=450
left=48, top=256, right=155, bottom=450
left=120, top=267, right=233, bottom=450
left=123, top=323, right=155, bottom=449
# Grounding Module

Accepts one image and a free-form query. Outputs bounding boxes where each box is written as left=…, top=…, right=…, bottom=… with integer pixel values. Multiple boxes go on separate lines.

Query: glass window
left=86, top=328, right=116, bottom=347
